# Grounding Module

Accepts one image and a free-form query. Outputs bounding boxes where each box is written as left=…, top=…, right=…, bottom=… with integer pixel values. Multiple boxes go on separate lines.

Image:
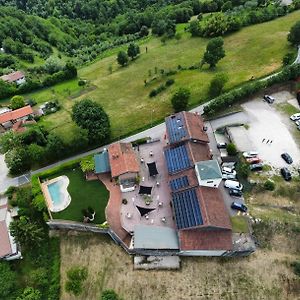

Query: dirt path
left=59, top=232, right=299, bottom=300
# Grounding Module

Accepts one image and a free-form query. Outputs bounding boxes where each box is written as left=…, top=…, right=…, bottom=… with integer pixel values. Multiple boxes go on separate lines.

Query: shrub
left=101, top=289, right=119, bottom=300
left=131, top=137, right=150, bottom=146
left=291, top=261, right=300, bottom=276
left=226, top=143, right=237, bottom=156
left=65, top=266, right=88, bottom=296
left=264, top=179, right=275, bottom=191
left=165, top=79, right=175, bottom=86
left=149, top=89, right=158, bottom=97
left=78, top=79, right=86, bottom=86
left=209, top=73, right=229, bottom=97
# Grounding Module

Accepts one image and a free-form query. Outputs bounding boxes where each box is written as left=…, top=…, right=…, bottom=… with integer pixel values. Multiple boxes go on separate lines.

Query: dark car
left=229, top=189, right=243, bottom=197
left=263, top=95, right=275, bottom=103
left=280, top=167, right=292, bottom=181
left=231, top=202, right=248, bottom=212
left=217, top=142, right=227, bottom=149
left=250, top=163, right=263, bottom=171
left=281, top=152, right=293, bottom=164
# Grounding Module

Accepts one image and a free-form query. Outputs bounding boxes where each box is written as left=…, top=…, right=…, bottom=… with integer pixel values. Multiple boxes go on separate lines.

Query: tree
left=209, top=73, right=229, bottom=97
left=101, top=289, right=119, bottom=300
left=0, top=262, right=16, bottom=299
left=127, top=43, right=140, bottom=60
left=139, top=26, right=149, bottom=37
left=65, top=266, right=88, bottom=296
left=28, top=144, right=45, bottom=164
left=80, top=156, right=95, bottom=173
left=188, top=20, right=201, bottom=37
left=202, top=37, right=225, bottom=68
left=282, top=52, right=295, bottom=66
left=46, top=133, right=65, bottom=160
left=264, top=179, right=275, bottom=191
left=44, top=56, right=63, bottom=74
left=72, top=99, right=110, bottom=143
left=9, top=216, right=45, bottom=249
left=11, top=95, right=25, bottom=110
left=117, top=51, right=128, bottom=66
left=5, top=147, right=31, bottom=174
left=16, top=287, right=42, bottom=300
left=171, top=88, right=191, bottom=112
left=0, top=131, right=21, bottom=153
left=226, top=143, right=237, bottom=156
left=288, top=20, right=300, bottom=45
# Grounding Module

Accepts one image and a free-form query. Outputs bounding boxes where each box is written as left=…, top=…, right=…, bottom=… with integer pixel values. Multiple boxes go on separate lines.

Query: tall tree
left=288, top=20, right=300, bottom=45
left=202, top=37, right=225, bottom=68
left=127, top=43, right=140, bottom=60
left=72, top=99, right=110, bottom=143
left=9, top=216, right=45, bottom=249
left=171, top=87, right=191, bottom=112
left=117, top=51, right=128, bottom=66
left=0, top=262, right=17, bottom=300
left=11, top=95, right=25, bottom=110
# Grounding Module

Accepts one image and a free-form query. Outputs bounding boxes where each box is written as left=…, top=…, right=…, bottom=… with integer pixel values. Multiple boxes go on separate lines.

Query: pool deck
left=41, top=176, right=71, bottom=213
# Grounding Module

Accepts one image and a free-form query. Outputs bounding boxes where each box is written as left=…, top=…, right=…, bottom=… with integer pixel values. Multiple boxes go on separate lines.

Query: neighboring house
left=94, top=149, right=111, bottom=174
left=0, top=105, right=34, bottom=129
left=12, top=120, right=36, bottom=133
left=0, top=201, right=21, bottom=261
left=0, top=71, right=26, bottom=85
left=108, top=142, right=139, bottom=192
left=0, top=107, right=11, bottom=115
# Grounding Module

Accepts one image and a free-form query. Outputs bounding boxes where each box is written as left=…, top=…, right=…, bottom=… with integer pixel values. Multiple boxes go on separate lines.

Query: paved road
left=1, top=47, right=300, bottom=193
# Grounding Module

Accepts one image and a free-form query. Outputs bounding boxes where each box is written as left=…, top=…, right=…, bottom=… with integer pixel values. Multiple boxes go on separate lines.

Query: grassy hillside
left=10, top=10, right=300, bottom=143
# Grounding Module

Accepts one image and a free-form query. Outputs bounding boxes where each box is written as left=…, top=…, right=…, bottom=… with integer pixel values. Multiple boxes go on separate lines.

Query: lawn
left=8, top=11, right=300, bottom=141
left=230, top=215, right=249, bottom=233
left=48, top=168, right=109, bottom=224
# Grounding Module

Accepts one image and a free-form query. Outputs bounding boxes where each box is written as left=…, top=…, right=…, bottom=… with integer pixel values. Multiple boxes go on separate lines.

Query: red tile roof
left=197, top=187, right=232, bottom=230
left=0, top=71, right=25, bottom=83
left=182, top=111, right=209, bottom=143
left=0, top=105, right=33, bottom=124
left=179, top=228, right=233, bottom=251
left=187, top=141, right=212, bottom=163
left=108, top=142, right=139, bottom=177
left=12, top=119, right=36, bottom=133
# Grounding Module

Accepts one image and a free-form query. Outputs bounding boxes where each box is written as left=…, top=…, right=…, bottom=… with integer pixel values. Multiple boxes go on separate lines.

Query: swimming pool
left=47, top=181, right=63, bottom=206
left=43, top=176, right=71, bottom=212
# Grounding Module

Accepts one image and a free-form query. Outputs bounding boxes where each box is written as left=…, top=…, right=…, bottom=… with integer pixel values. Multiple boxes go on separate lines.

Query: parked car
left=217, top=142, right=227, bottom=149
left=224, top=180, right=243, bottom=191
left=243, top=151, right=258, bottom=158
left=250, top=163, right=263, bottom=171
left=297, top=125, right=300, bottom=131
left=290, top=113, right=300, bottom=121
left=229, top=189, right=243, bottom=197
left=222, top=167, right=237, bottom=176
left=295, top=120, right=300, bottom=126
left=280, top=167, right=291, bottom=181
left=263, top=95, right=275, bottom=103
left=231, top=202, right=248, bottom=212
left=221, top=162, right=236, bottom=170
left=222, top=173, right=236, bottom=180
left=246, top=157, right=261, bottom=164
left=281, top=152, right=293, bottom=164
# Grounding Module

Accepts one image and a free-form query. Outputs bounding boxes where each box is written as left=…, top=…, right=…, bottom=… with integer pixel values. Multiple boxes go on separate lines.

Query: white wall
left=180, top=250, right=226, bottom=256
left=15, top=77, right=26, bottom=85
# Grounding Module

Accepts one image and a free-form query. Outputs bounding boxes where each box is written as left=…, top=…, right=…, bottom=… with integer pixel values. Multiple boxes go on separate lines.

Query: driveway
left=242, top=98, right=300, bottom=168
left=210, top=112, right=249, bottom=131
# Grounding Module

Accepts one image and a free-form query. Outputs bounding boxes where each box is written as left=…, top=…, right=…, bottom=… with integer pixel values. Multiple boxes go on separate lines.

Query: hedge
left=203, top=64, right=300, bottom=116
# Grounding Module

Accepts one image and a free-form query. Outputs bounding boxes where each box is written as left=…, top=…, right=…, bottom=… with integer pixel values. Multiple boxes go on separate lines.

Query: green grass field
left=49, top=168, right=109, bottom=223
left=230, top=215, right=249, bottom=233
left=9, top=11, right=300, bottom=141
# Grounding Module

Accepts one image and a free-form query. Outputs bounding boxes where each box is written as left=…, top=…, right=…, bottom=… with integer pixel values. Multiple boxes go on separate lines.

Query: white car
left=222, top=167, right=237, bottom=176
left=243, top=151, right=258, bottom=158
left=290, top=113, right=300, bottom=121
left=222, top=173, right=236, bottom=180
left=295, top=120, right=300, bottom=126
left=224, top=180, right=243, bottom=191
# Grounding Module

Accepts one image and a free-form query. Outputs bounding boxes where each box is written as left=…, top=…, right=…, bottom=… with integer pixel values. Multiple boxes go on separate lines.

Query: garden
left=45, top=167, right=109, bottom=224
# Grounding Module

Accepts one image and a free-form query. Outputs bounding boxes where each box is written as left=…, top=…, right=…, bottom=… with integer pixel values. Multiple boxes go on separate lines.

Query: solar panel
left=166, top=114, right=187, bottom=144
left=164, top=145, right=191, bottom=174
left=170, top=176, right=189, bottom=191
left=172, top=188, right=203, bottom=229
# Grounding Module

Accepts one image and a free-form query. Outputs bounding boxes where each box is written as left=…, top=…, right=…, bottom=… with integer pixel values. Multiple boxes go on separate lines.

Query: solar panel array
left=166, top=115, right=187, bottom=144
left=170, top=176, right=189, bottom=191
left=164, top=145, right=191, bottom=174
left=172, top=188, right=203, bottom=229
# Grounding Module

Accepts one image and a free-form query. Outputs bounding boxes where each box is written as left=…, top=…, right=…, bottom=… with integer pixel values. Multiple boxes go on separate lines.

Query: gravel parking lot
left=242, top=93, right=300, bottom=168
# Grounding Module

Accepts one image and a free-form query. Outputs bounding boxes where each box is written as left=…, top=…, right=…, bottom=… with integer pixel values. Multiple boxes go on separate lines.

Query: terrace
left=119, top=138, right=175, bottom=234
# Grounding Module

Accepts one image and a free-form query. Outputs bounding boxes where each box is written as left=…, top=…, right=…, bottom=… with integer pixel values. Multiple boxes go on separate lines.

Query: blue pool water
left=47, top=181, right=63, bottom=206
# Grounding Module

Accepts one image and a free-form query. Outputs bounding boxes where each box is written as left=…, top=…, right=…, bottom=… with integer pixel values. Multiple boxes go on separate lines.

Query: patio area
left=119, top=138, right=175, bottom=234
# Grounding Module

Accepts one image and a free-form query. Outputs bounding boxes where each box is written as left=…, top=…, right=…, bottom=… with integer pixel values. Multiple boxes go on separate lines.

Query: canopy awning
left=147, top=162, right=158, bottom=177
left=138, top=185, right=152, bottom=195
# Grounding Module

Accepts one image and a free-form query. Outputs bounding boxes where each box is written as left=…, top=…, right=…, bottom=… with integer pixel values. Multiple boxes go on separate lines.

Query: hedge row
left=203, top=64, right=300, bottom=116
